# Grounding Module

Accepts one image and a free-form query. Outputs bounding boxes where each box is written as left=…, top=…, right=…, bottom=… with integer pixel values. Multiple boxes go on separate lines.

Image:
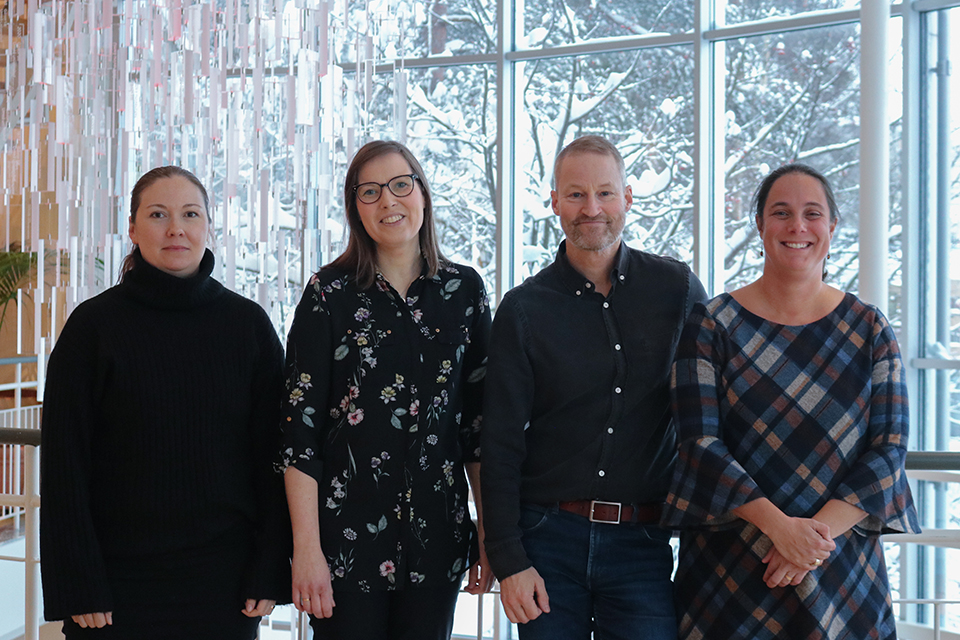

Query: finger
left=105, top=612, right=113, bottom=626
left=92, top=612, right=108, bottom=629
left=71, top=615, right=86, bottom=629
left=245, top=599, right=256, bottom=613
left=535, top=580, right=550, bottom=614
left=319, top=592, right=336, bottom=619
left=504, top=601, right=528, bottom=625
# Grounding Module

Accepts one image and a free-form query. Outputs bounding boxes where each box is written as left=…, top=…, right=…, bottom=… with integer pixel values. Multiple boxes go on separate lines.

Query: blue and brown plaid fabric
left=662, top=292, right=920, bottom=640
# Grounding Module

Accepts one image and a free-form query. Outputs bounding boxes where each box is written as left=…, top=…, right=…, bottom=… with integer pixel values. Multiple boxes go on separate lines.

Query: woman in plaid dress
left=662, top=164, right=920, bottom=639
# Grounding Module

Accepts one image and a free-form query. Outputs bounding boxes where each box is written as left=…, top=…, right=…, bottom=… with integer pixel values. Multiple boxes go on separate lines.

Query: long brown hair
left=328, top=140, right=445, bottom=289
left=119, top=166, right=211, bottom=282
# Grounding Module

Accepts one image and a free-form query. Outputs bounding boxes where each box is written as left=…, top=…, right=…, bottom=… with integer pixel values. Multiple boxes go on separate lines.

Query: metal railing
left=0, top=405, right=42, bottom=640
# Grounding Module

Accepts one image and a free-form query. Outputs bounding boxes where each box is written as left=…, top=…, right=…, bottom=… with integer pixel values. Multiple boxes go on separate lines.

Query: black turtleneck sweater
left=40, top=249, right=291, bottom=621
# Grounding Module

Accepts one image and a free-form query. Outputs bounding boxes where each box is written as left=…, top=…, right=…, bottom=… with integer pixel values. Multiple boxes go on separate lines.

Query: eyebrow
left=144, top=202, right=205, bottom=209
left=768, top=200, right=825, bottom=209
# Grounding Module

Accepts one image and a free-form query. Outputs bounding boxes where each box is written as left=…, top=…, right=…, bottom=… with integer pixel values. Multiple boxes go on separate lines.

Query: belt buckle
left=589, top=500, right=621, bottom=524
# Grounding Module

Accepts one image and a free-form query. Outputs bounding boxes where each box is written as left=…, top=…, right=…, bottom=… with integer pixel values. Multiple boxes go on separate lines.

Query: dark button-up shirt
left=480, top=241, right=707, bottom=580
left=280, top=262, right=491, bottom=592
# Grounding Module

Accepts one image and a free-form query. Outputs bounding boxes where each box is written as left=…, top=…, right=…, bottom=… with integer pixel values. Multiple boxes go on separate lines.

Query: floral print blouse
left=280, top=261, right=491, bottom=593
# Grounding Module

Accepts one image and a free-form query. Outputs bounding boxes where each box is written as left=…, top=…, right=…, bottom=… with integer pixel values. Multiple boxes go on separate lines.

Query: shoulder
left=627, top=246, right=691, bottom=272
left=434, top=261, right=486, bottom=294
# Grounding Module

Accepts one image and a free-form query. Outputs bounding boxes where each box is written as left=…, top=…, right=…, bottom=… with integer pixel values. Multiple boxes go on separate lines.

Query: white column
left=859, top=0, right=890, bottom=312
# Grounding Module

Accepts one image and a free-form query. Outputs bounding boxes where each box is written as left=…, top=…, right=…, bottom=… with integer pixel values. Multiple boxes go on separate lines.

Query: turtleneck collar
left=118, top=247, right=224, bottom=310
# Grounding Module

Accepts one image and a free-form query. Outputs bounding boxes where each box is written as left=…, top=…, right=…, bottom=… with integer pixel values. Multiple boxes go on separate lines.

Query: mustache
left=573, top=216, right=612, bottom=225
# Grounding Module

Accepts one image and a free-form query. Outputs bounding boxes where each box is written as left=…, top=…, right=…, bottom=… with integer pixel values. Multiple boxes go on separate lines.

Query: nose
left=379, top=188, right=398, bottom=207
left=581, top=195, right=603, bottom=217
left=166, top=218, right=185, bottom=236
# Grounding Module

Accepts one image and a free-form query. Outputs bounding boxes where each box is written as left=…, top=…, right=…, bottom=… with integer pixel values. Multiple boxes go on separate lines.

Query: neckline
left=721, top=290, right=851, bottom=328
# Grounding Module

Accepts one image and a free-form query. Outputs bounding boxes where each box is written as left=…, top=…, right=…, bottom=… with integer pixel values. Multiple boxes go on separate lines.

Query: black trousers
left=310, top=582, right=461, bottom=640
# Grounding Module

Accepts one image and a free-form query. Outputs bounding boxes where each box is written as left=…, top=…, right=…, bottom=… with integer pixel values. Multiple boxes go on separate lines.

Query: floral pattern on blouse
left=280, top=262, right=490, bottom=592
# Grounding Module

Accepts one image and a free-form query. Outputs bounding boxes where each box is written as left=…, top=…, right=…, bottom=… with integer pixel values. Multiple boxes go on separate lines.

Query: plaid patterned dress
left=662, top=292, right=920, bottom=640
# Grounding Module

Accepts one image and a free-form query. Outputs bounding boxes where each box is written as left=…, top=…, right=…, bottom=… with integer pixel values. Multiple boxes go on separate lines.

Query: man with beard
left=481, top=135, right=707, bottom=640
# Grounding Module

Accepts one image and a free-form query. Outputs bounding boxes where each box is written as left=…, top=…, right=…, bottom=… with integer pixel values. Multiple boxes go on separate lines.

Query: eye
left=185, top=210, right=202, bottom=218
left=568, top=191, right=583, bottom=198
left=148, top=210, right=166, bottom=218
left=393, top=178, right=411, bottom=190
left=359, top=185, right=379, bottom=198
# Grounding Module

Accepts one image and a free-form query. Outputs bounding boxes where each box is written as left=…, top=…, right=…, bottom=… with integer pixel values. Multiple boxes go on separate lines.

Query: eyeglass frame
left=353, top=174, right=421, bottom=204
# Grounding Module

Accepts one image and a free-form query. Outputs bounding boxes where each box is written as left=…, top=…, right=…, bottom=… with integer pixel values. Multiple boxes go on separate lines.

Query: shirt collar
left=554, top=240, right=630, bottom=296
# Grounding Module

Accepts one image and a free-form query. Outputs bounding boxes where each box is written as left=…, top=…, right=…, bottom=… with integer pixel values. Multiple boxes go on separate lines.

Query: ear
left=551, top=190, right=560, bottom=217
left=128, top=216, right=137, bottom=245
left=624, top=184, right=633, bottom=211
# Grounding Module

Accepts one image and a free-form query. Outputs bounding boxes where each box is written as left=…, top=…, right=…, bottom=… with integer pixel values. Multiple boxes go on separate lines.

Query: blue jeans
left=516, top=503, right=677, bottom=640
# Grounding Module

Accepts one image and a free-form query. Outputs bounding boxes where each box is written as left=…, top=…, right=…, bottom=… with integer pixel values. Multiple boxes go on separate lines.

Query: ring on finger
left=812, top=558, right=822, bottom=567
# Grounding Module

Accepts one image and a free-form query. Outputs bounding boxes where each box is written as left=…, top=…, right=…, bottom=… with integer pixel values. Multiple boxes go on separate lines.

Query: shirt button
left=603, top=302, right=609, bottom=309
left=615, top=344, right=621, bottom=350
left=576, top=290, right=582, bottom=296
left=397, top=312, right=402, bottom=317
left=619, top=274, right=625, bottom=281
left=615, top=387, right=622, bottom=394
left=607, top=427, right=614, bottom=434
left=585, top=282, right=592, bottom=288
left=598, top=470, right=605, bottom=477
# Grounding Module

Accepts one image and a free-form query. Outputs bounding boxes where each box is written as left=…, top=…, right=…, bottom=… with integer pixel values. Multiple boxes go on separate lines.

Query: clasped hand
left=762, top=516, right=835, bottom=588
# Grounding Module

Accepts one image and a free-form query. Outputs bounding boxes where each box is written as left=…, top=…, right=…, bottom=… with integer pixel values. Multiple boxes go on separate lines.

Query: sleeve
left=243, top=309, right=294, bottom=603
left=458, top=271, right=491, bottom=463
left=479, top=293, right=536, bottom=580
left=684, top=268, right=710, bottom=319
left=661, top=303, right=767, bottom=529
left=278, top=277, right=335, bottom=481
left=832, top=310, right=921, bottom=536
left=39, top=308, right=114, bottom=620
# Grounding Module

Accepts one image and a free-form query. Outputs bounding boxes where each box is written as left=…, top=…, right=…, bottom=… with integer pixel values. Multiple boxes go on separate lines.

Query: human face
left=758, top=172, right=836, bottom=276
left=552, top=152, right=632, bottom=256
left=128, top=175, right=209, bottom=278
left=355, top=153, right=425, bottom=254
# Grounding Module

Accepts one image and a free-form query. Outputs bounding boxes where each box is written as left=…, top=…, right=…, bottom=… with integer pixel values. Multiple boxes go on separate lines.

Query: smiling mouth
left=381, top=215, right=404, bottom=224
left=783, top=242, right=813, bottom=249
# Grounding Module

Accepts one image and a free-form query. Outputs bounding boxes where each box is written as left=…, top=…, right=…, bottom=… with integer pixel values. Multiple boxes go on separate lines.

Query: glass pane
left=340, top=65, right=498, bottom=296
left=921, top=7, right=960, bottom=457
left=515, top=47, right=695, bottom=276
left=722, top=24, right=862, bottom=293
left=523, top=0, right=691, bottom=47
left=338, top=0, right=497, bottom=63
left=723, top=0, right=860, bottom=26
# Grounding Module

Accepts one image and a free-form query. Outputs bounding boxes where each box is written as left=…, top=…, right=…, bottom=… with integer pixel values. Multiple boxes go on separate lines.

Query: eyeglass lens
left=356, top=175, right=416, bottom=204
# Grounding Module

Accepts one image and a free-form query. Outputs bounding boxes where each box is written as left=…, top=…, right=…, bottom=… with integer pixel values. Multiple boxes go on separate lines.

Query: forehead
left=358, top=153, right=414, bottom=183
left=556, top=152, right=622, bottom=188
left=139, top=175, right=205, bottom=208
left=765, top=172, right=827, bottom=207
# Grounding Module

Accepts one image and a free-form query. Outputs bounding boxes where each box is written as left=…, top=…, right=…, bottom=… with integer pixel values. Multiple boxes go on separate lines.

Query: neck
left=746, top=267, right=840, bottom=325
left=566, top=239, right=620, bottom=296
left=377, top=243, right=422, bottom=299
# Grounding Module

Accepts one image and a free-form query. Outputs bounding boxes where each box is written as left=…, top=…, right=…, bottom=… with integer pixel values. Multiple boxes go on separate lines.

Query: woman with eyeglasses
left=279, top=140, right=494, bottom=639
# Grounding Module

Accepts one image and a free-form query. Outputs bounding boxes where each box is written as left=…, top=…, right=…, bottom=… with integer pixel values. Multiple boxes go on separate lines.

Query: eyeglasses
left=354, top=174, right=420, bottom=204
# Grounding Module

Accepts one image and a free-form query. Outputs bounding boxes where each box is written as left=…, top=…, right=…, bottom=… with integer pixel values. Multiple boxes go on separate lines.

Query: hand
left=71, top=612, right=113, bottom=629
left=464, top=546, right=495, bottom=595
left=292, top=544, right=336, bottom=618
left=761, top=546, right=813, bottom=589
left=242, top=599, right=276, bottom=618
left=765, top=516, right=835, bottom=568
left=499, top=567, right=550, bottom=624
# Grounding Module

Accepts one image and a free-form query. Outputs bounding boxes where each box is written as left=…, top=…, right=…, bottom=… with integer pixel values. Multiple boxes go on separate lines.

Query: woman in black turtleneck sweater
left=39, top=167, right=291, bottom=639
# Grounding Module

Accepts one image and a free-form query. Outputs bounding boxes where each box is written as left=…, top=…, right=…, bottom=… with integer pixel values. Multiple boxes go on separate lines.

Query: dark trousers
left=310, top=582, right=461, bottom=640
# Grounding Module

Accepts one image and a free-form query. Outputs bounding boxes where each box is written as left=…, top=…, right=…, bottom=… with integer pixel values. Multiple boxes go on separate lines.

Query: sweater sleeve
left=39, top=306, right=114, bottom=620
left=480, top=293, right=537, bottom=580
left=832, top=310, right=921, bottom=536
left=661, top=303, right=766, bottom=529
left=242, top=308, right=294, bottom=603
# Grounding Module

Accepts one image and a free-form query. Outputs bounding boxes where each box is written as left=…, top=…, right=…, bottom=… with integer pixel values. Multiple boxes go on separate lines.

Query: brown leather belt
left=558, top=500, right=662, bottom=524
